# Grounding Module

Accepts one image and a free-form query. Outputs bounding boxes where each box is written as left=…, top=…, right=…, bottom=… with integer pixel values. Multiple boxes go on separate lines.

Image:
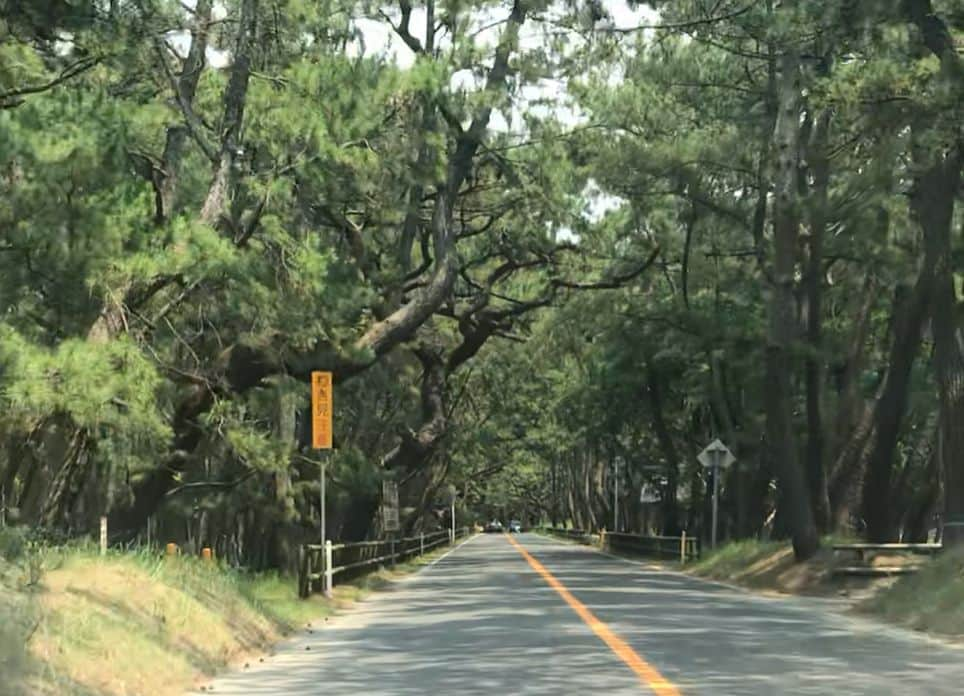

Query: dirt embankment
left=0, top=542, right=330, bottom=696
left=0, top=530, right=450, bottom=696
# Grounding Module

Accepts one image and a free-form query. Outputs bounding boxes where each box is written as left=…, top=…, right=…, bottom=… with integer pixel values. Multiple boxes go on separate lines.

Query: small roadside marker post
left=420, top=532, right=424, bottom=556
left=100, top=516, right=107, bottom=556
left=324, top=540, right=333, bottom=596
left=680, top=530, right=687, bottom=564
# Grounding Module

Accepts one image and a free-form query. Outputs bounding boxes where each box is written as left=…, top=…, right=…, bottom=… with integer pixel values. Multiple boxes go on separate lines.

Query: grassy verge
left=689, top=537, right=964, bottom=638
left=539, top=527, right=848, bottom=596
left=856, top=547, right=964, bottom=638
left=0, top=531, right=461, bottom=696
left=684, top=535, right=859, bottom=596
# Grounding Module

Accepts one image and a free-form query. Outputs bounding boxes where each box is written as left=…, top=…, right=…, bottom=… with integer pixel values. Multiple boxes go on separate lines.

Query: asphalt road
left=193, top=533, right=964, bottom=695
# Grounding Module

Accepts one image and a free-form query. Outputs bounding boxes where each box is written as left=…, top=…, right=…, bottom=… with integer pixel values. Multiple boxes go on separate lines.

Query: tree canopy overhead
left=0, top=0, right=961, bottom=565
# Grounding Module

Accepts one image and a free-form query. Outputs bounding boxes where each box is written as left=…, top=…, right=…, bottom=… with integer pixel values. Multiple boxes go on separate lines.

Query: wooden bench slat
left=832, top=543, right=941, bottom=550
left=832, top=565, right=921, bottom=576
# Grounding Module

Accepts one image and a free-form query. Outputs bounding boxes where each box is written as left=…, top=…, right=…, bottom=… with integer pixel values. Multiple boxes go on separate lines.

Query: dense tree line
left=0, top=1, right=961, bottom=567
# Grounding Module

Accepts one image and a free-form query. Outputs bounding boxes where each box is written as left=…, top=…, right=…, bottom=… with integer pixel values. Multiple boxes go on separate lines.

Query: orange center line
left=505, top=534, right=681, bottom=696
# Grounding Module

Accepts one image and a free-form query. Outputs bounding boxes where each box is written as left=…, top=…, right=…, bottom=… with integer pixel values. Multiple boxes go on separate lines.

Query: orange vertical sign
left=311, top=371, right=332, bottom=449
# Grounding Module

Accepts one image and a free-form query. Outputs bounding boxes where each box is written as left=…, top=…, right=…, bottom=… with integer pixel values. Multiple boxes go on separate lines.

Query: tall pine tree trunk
left=645, top=356, right=680, bottom=535
left=861, top=279, right=931, bottom=542
left=925, top=153, right=964, bottom=543
left=861, top=148, right=949, bottom=541
left=804, top=108, right=832, bottom=532
left=765, top=41, right=818, bottom=560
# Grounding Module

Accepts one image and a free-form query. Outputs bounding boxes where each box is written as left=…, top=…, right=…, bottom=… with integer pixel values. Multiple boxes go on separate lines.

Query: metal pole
left=613, top=460, right=619, bottom=533
left=320, top=453, right=327, bottom=548
left=711, top=463, right=720, bottom=549
left=451, top=501, right=456, bottom=544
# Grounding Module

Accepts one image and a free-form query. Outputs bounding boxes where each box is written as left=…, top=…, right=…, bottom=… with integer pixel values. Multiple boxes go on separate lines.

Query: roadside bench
left=831, top=543, right=941, bottom=577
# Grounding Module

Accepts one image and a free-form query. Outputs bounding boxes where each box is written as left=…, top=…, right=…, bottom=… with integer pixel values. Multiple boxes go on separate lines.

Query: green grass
left=685, top=534, right=860, bottom=595
left=0, top=558, right=41, bottom=696
left=240, top=571, right=334, bottom=627
left=686, top=538, right=788, bottom=579
left=859, top=547, right=964, bottom=637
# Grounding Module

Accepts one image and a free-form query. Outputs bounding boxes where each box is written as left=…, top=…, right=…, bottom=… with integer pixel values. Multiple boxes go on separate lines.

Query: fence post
left=298, top=546, right=308, bottom=598
left=324, top=540, right=333, bottom=598
left=680, top=530, right=687, bottom=564
left=100, top=516, right=107, bottom=556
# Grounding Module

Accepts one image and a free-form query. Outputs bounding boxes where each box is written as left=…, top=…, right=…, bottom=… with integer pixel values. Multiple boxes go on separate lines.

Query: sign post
left=698, top=439, right=736, bottom=549
left=311, top=371, right=333, bottom=596
left=612, top=457, right=624, bottom=533
left=382, top=480, right=399, bottom=567
left=444, top=484, right=457, bottom=544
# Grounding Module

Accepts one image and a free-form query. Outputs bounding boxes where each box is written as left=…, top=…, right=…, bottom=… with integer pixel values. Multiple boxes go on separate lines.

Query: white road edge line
left=399, top=532, right=482, bottom=580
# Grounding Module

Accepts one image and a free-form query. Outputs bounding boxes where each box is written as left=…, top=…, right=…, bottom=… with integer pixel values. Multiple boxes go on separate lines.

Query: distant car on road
left=508, top=520, right=522, bottom=533
left=485, top=520, right=503, bottom=533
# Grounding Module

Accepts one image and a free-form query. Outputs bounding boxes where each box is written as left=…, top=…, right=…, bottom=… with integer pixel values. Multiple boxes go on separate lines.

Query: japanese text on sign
left=311, top=371, right=332, bottom=449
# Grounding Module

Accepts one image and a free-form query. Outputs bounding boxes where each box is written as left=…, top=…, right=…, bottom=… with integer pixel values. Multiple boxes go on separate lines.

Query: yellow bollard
left=201, top=547, right=213, bottom=562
